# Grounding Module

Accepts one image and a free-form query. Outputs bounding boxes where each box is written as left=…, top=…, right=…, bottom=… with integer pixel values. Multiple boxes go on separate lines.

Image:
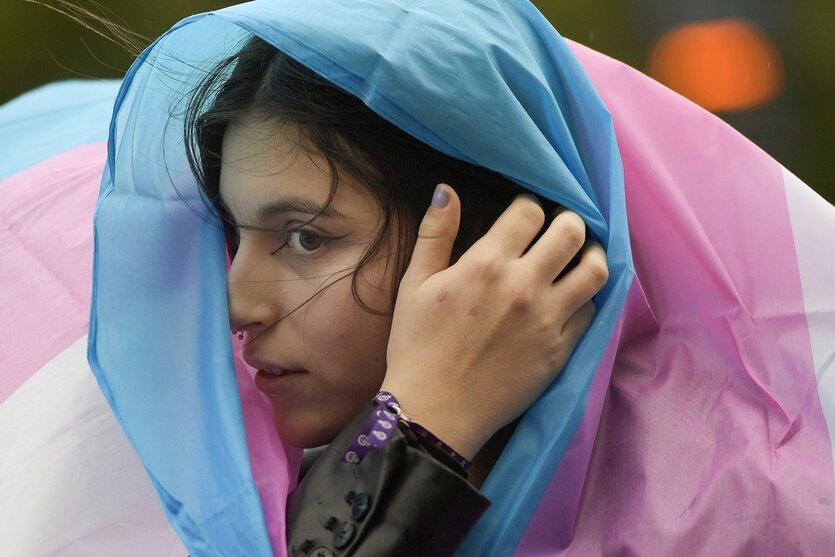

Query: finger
left=523, top=208, right=586, bottom=280
left=401, top=184, right=461, bottom=287
left=549, top=241, right=609, bottom=318
left=473, top=194, right=545, bottom=257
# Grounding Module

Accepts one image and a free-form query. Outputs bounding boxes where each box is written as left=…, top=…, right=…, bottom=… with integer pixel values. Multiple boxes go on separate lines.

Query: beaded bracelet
left=340, top=392, right=399, bottom=464
left=340, top=391, right=472, bottom=471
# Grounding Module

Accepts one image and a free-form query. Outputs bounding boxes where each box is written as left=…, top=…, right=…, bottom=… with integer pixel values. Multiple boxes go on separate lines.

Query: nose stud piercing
left=235, top=327, right=245, bottom=341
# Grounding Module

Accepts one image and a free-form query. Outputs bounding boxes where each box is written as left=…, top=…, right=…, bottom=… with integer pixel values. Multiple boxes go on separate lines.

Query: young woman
left=3, top=0, right=831, bottom=554
left=88, top=1, right=634, bottom=555
left=183, top=36, right=606, bottom=554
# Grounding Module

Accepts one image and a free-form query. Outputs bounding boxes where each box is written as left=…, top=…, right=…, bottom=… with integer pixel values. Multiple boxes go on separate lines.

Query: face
left=220, top=117, right=394, bottom=448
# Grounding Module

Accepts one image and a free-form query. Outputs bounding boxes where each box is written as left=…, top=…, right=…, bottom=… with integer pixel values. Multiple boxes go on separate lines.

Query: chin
left=273, top=412, right=346, bottom=449
left=269, top=393, right=376, bottom=448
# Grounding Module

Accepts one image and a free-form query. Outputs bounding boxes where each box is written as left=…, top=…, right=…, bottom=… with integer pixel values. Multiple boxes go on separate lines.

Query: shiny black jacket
left=286, top=407, right=490, bottom=556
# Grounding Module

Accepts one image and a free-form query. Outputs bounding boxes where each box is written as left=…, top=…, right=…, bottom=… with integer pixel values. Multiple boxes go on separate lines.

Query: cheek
left=300, top=245, right=395, bottom=384
left=302, top=277, right=391, bottom=352
left=320, top=287, right=392, bottom=383
left=354, top=255, right=398, bottom=314
left=338, top=314, right=391, bottom=400
left=323, top=295, right=392, bottom=358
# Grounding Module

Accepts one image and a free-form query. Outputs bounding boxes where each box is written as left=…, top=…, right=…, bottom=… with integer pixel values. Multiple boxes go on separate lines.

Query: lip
left=242, top=353, right=307, bottom=394
left=253, top=368, right=307, bottom=394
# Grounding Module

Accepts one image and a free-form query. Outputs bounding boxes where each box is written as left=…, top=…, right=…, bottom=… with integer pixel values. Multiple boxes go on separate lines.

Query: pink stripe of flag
left=517, top=43, right=835, bottom=555
left=0, top=142, right=104, bottom=402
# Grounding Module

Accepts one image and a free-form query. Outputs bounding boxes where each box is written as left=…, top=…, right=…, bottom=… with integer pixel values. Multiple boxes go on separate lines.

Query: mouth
left=253, top=367, right=307, bottom=394
left=262, top=368, right=292, bottom=377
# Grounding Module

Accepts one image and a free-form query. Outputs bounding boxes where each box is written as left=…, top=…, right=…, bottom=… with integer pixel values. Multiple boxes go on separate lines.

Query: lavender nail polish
left=431, top=184, right=449, bottom=208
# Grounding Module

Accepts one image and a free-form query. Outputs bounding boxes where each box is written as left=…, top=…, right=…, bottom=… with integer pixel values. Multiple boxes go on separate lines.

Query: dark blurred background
left=2, top=0, right=832, bottom=202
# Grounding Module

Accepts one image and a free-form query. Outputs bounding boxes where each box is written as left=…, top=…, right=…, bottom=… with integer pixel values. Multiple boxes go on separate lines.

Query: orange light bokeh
left=648, top=19, right=784, bottom=113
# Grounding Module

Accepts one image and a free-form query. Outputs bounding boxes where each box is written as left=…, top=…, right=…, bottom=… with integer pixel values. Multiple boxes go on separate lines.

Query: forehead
left=218, top=118, right=379, bottom=223
left=220, top=119, right=319, bottom=202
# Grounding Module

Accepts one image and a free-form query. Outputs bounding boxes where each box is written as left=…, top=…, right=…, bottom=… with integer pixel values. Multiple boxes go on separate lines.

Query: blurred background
left=2, top=0, right=832, bottom=202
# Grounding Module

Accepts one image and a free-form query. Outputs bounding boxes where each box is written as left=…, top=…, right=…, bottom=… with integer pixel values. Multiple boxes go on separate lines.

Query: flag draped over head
left=2, top=0, right=834, bottom=555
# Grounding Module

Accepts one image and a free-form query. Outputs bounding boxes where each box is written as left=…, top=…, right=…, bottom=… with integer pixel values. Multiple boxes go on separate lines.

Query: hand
left=381, top=184, right=608, bottom=460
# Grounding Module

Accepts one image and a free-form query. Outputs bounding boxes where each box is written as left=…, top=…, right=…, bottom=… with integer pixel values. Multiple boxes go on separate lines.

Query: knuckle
left=585, top=258, right=610, bottom=288
left=559, top=214, right=586, bottom=251
left=517, top=198, right=546, bottom=229
left=468, top=254, right=501, bottom=280
left=533, top=314, right=552, bottom=335
left=507, top=283, right=534, bottom=311
left=417, top=218, right=445, bottom=240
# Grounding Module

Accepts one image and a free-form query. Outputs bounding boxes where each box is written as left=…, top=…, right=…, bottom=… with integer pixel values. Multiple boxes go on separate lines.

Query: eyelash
left=270, top=227, right=346, bottom=257
left=224, top=220, right=347, bottom=261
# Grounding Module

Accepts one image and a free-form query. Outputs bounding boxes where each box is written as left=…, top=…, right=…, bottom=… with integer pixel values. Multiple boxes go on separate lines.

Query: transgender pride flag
left=0, top=81, right=189, bottom=556
left=2, top=1, right=834, bottom=555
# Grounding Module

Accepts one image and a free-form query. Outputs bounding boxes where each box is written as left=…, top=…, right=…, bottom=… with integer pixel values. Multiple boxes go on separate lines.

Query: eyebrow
left=256, top=197, right=344, bottom=220
left=217, top=193, right=345, bottom=222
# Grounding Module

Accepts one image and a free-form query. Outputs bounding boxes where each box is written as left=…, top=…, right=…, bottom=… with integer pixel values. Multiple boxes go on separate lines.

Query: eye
left=286, top=229, right=325, bottom=254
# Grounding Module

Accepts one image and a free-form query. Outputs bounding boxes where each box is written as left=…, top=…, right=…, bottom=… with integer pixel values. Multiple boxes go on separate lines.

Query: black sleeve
left=286, top=406, right=491, bottom=556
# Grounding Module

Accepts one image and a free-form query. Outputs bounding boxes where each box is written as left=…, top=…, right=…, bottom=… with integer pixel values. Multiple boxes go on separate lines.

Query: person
left=86, top=1, right=632, bottom=555
left=181, top=35, right=607, bottom=554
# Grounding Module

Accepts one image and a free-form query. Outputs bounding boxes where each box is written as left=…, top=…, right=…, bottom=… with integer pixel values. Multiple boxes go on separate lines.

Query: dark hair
left=184, top=36, right=541, bottom=313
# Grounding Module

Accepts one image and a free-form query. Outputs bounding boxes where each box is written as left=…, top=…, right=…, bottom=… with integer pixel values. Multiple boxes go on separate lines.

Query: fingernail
left=431, top=184, right=449, bottom=208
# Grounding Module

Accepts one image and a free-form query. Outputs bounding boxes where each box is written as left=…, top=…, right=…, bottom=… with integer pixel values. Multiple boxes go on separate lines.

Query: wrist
left=377, top=384, right=487, bottom=461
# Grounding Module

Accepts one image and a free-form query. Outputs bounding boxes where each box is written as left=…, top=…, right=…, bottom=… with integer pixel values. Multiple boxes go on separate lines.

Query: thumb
left=402, top=183, right=461, bottom=286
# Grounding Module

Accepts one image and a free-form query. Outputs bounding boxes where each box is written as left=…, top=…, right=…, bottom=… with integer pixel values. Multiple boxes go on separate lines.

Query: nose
left=227, top=243, right=282, bottom=337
